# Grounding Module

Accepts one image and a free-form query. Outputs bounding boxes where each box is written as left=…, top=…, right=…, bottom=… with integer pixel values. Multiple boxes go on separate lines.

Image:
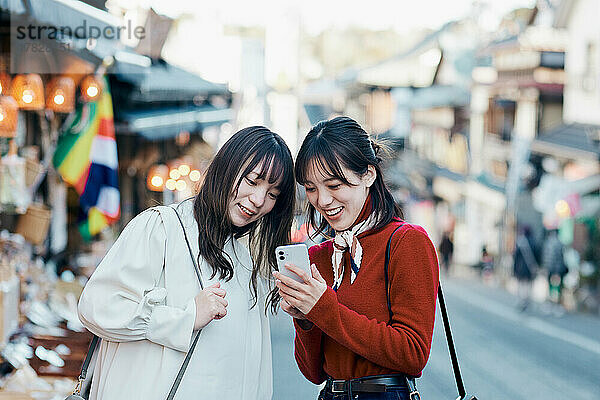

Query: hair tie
left=370, top=140, right=382, bottom=163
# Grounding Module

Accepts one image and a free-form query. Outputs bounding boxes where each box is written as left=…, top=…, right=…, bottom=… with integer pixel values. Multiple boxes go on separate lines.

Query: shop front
left=0, top=1, right=233, bottom=396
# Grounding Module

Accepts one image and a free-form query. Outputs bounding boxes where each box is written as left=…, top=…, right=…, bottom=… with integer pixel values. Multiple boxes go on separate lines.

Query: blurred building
left=466, top=0, right=599, bottom=305
left=469, top=3, right=568, bottom=269
left=0, top=0, right=233, bottom=252
left=328, top=19, right=480, bottom=259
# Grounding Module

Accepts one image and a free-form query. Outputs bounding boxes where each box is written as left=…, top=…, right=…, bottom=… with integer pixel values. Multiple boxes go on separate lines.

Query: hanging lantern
left=0, top=73, right=11, bottom=96
left=0, top=96, right=18, bottom=137
left=175, top=130, right=190, bottom=146
left=80, top=75, right=103, bottom=102
left=11, top=74, right=45, bottom=110
left=146, top=164, right=168, bottom=192
left=46, top=76, right=76, bottom=113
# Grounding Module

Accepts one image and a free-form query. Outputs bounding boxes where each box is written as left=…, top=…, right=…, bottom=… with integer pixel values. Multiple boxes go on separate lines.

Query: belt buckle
left=331, top=380, right=346, bottom=393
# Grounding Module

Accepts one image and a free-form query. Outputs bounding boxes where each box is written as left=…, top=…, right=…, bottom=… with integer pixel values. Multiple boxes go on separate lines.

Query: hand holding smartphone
left=275, top=244, right=311, bottom=283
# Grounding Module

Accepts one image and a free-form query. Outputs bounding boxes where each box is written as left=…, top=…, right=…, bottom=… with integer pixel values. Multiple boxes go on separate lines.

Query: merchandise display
left=0, top=232, right=88, bottom=398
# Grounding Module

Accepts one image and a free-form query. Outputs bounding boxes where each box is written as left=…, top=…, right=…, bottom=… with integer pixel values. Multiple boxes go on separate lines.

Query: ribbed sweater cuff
left=306, top=286, right=337, bottom=327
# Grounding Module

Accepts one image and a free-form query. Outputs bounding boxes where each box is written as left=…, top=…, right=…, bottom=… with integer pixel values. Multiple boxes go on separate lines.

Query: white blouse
left=78, top=200, right=273, bottom=400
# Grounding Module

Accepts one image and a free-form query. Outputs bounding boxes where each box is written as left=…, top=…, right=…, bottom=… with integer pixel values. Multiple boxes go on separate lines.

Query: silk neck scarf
left=331, top=213, right=378, bottom=291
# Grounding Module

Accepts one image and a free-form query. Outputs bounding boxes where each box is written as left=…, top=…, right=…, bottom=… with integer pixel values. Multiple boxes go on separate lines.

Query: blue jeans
left=318, top=386, right=410, bottom=400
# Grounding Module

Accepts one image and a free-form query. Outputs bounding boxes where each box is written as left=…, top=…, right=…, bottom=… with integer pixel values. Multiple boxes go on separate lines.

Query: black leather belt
left=324, top=374, right=408, bottom=394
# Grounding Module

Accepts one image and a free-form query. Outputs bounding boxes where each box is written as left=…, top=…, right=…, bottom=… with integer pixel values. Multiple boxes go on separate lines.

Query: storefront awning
left=532, top=123, right=600, bottom=160
left=401, top=85, right=470, bottom=109
left=113, top=60, right=229, bottom=103
left=27, top=0, right=121, bottom=34
left=118, top=105, right=233, bottom=140
left=0, top=0, right=26, bottom=14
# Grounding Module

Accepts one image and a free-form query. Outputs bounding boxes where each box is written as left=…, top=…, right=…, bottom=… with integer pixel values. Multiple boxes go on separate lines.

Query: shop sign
left=494, top=50, right=540, bottom=71
left=433, top=176, right=463, bottom=203
left=411, top=126, right=468, bottom=174
left=412, top=107, right=454, bottom=129
left=465, top=180, right=506, bottom=210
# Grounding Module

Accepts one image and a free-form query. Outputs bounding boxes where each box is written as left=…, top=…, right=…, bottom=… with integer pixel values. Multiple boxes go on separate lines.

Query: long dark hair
left=295, top=116, right=401, bottom=236
left=194, top=126, right=295, bottom=313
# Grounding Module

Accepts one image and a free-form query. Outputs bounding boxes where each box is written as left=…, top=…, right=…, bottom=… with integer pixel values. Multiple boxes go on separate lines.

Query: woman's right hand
left=194, top=282, right=227, bottom=330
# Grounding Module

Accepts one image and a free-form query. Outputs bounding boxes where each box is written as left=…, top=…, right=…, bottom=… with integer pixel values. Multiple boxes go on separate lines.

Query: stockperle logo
left=14, top=19, right=146, bottom=41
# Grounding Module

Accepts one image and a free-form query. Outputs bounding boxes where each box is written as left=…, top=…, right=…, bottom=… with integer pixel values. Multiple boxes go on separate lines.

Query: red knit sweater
left=293, top=209, right=439, bottom=383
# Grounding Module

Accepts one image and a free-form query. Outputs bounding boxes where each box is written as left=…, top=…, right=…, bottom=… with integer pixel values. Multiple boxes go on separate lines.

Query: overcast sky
left=153, top=0, right=536, bottom=33
left=151, top=0, right=537, bottom=84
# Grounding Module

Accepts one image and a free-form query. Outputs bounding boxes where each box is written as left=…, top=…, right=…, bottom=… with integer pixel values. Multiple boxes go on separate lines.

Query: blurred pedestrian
left=542, top=229, right=567, bottom=307
left=275, top=117, right=439, bottom=400
left=78, top=127, right=295, bottom=400
left=438, top=231, right=454, bottom=273
left=473, top=245, right=493, bottom=275
left=513, top=225, right=539, bottom=311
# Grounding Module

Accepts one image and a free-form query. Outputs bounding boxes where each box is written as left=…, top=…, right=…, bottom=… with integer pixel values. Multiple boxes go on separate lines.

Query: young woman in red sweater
left=274, top=116, right=439, bottom=400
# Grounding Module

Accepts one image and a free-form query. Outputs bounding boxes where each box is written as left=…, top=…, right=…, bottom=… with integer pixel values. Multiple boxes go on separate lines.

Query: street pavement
left=270, top=274, right=600, bottom=400
left=270, top=309, right=321, bottom=399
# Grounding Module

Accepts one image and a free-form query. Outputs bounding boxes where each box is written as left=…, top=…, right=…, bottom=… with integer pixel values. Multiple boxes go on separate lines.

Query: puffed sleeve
left=78, top=208, right=196, bottom=352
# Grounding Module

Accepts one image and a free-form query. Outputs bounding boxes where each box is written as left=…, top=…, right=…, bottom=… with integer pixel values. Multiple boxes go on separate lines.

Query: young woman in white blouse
left=78, top=126, right=295, bottom=400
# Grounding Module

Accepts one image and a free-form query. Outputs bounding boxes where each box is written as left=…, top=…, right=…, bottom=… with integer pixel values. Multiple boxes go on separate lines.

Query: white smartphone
left=275, top=243, right=311, bottom=283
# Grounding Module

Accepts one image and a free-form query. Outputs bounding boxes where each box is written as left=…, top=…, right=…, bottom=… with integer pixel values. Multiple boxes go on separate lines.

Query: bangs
left=258, top=151, right=286, bottom=186
left=296, top=140, right=352, bottom=186
left=238, top=141, right=293, bottom=190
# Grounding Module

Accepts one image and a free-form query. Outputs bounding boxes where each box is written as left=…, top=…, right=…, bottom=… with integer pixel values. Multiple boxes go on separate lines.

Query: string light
left=555, top=200, right=571, bottom=218
left=178, top=164, right=190, bottom=176
left=146, top=164, right=168, bottom=191
left=175, top=180, right=187, bottom=191
left=189, top=170, right=201, bottom=182
left=165, top=179, right=177, bottom=191
left=169, top=169, right=181, bottom=180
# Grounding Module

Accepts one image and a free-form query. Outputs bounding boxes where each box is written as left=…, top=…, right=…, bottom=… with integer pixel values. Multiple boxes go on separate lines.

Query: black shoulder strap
left=437, top=284, right=466, bottom=399
left=71, top=335, right=100, bottom=395
left=384, top=223, right=423, bottom=400
left=166, top=204, right=204, bottom=400
left=384, top=225, right=467, bottom=400
left=171, top=203, right=204, bottom=290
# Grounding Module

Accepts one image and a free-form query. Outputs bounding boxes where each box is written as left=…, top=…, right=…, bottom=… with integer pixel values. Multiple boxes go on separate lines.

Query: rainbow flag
left=53, top=78, right=120, bottom=241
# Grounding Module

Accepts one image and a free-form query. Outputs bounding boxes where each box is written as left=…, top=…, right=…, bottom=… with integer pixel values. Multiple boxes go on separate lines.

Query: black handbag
left=384, top=225, right=479, bottom=400
left=67, top=205, right=204, bottom=400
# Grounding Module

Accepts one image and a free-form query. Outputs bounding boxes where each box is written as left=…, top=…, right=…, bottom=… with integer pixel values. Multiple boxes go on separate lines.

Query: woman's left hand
left=274, top=264, right=327, bottom=315
left=279, top=297, right=306, bottom=319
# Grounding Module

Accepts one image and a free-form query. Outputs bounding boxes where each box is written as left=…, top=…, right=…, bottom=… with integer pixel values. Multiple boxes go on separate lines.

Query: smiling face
left=228, top=160, right=282, bottom=228
left=303, top=160, right=376, bottom=232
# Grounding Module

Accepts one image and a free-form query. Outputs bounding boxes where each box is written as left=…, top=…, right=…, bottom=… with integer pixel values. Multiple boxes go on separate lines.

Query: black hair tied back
left=295, top=116, right=403, bottom=235
left=370, top=139, right=382, bottom=164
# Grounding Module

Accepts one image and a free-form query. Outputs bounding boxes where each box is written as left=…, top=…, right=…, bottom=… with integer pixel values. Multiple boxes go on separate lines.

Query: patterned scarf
left=331, top=213, right=378, bottom=291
